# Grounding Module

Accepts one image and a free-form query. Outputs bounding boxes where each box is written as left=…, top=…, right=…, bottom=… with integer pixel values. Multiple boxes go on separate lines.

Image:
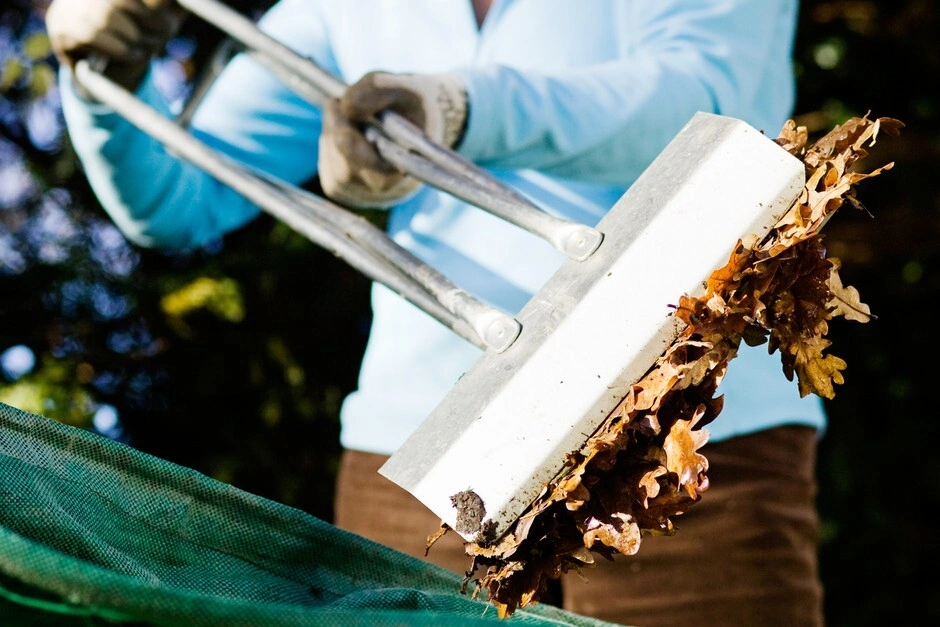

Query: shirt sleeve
left=454, top=0, right=797, bottom=186
left=60, top=0, right=333, bottom=249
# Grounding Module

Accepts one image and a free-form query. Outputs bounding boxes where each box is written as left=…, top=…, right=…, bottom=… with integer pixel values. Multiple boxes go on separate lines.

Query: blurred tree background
left=0, top=1, right=936, bottom=624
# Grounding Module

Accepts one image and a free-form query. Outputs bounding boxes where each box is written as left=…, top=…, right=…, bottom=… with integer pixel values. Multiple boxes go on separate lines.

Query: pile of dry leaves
left=430, top=114, right=902, bottom=618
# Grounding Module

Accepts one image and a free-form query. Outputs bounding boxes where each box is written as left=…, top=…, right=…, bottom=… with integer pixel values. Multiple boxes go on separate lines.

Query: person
left=46, top=1, right=826, bottom=624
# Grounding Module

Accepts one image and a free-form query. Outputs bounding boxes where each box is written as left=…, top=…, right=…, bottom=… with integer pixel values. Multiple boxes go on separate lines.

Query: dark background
left=1, top=1, right=937, bottom=624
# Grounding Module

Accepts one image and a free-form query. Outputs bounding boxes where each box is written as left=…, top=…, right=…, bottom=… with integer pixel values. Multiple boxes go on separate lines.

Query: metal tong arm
left=174, top=0, right=603, bottom=261
left=74, top=60, right=521, bottom=352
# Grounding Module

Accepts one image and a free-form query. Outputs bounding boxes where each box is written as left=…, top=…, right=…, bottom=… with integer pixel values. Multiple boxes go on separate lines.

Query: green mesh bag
left=0, top=401, right=614, bottom=626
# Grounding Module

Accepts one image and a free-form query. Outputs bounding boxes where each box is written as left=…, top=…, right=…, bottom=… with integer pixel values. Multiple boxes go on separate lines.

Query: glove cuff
left=429, top=73, right=469, bottom=148
left=373, top=72, right=468, bottom=147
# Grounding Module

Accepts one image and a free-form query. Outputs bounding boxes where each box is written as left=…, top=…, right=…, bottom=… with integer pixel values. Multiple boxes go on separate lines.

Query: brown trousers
left=334, top=425, right=824, bottom=626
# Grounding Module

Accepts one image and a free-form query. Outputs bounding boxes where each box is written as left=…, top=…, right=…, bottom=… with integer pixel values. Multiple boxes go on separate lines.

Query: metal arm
left=174, top=0, right=603, bottom=261
left=74, top=60, right=522, bottom=352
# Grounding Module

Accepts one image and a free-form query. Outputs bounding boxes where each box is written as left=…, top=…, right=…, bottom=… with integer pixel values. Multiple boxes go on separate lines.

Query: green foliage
left=0, top=1, right=366, bottom=523
left=0, top=357, right=95, bottom=428
left=795, top=2, right=940, bottom=624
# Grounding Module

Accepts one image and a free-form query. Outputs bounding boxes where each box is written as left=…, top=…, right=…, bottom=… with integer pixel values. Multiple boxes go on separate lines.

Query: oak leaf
left=826, top=258, right=872, bottom=323
left=459, top=114, right=896, bottom=616
left=662, top=406, right=710, bottom=497
left=583, top=513, right=642, bottom=555
left=787, top=336, right=847, bottom=399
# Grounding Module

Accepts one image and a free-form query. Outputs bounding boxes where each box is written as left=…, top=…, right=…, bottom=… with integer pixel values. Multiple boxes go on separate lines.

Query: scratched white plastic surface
left=379, top=113, right=805, bottom=543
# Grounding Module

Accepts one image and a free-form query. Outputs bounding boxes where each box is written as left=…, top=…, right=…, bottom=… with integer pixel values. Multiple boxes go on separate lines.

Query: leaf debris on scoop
left=432, top=114, right=902, bottom=618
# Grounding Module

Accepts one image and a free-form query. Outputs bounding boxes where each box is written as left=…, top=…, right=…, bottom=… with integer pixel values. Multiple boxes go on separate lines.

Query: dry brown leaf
left=662, top=406, right=710, bottom=497
left=826, top=258, right=872, bottom=323
left=583, top=513, right=642, bottom=555
left=447, top=114, right=897, bottom=616
left=787, top=336, right=847, bottom=399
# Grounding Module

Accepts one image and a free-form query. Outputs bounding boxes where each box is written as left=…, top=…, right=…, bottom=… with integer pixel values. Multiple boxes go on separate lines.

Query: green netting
left=0, top=401, right=614, bottom=626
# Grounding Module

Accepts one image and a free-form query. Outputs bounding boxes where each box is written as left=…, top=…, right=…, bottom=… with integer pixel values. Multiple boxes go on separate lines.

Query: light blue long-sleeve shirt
left=61, top=0, right=825, bottom=455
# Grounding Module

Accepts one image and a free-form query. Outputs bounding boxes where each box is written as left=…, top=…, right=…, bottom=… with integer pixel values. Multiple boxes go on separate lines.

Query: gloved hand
left=319, top=71, right=468, bottom=208
left=46, top=0, right=186, bottom=95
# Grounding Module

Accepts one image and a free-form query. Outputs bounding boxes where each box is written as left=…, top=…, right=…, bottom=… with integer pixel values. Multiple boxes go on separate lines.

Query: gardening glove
left=319, top=71, right=468, bottom=208
left=46, top=0, right=186, bottom=96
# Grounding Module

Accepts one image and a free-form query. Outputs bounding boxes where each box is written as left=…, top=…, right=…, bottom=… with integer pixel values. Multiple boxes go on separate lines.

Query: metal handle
left=175, top=0, right=603, bottom=261
left=364, top=129, right=604, bottom=260
left=74, top=60, right=521, bottom=352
